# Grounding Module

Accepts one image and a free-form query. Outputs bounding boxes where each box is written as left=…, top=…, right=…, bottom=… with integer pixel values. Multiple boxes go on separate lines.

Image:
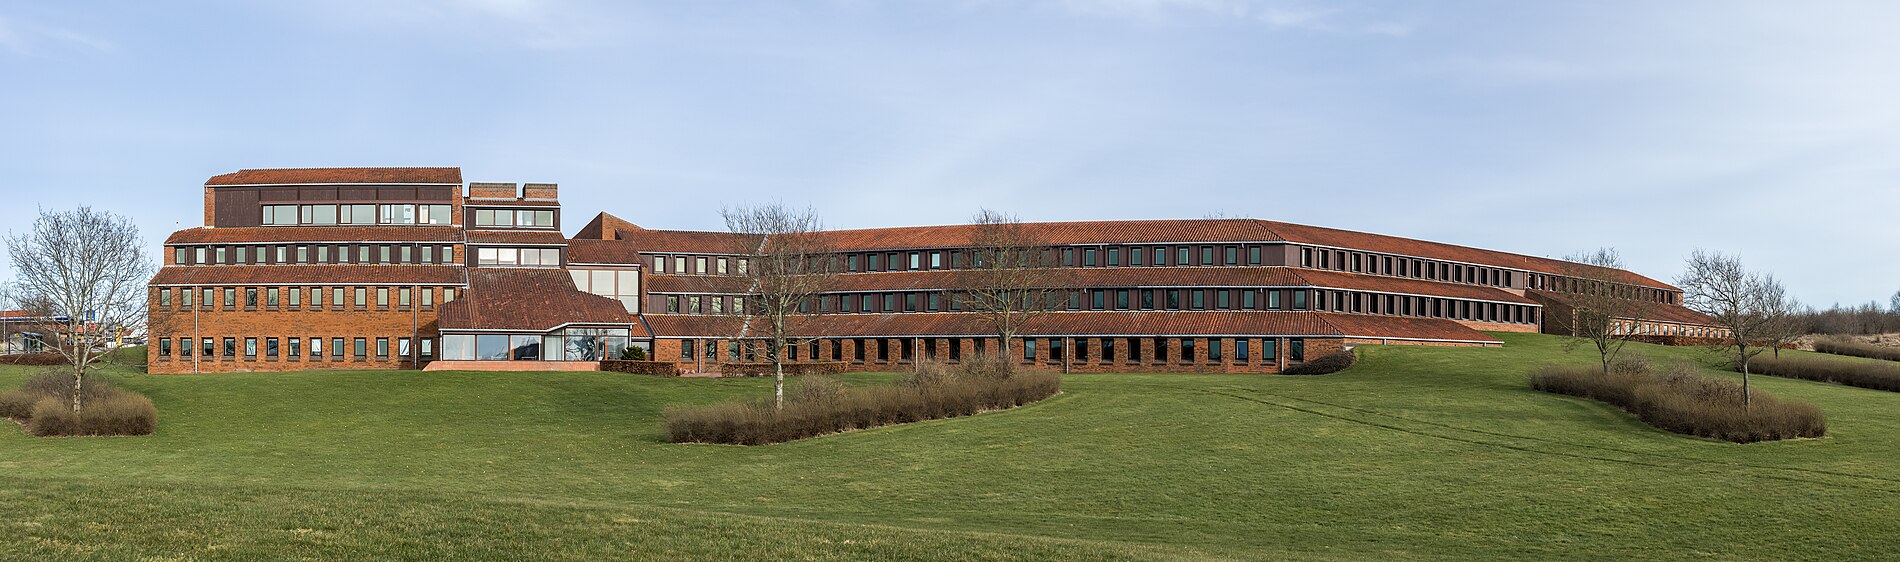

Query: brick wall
left=641, top=335, right=1445, bottom=375
left=146, top=289, right=445, bottom=374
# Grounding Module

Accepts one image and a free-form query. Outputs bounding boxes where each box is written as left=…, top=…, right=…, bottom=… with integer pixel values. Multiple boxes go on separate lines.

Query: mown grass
left=7, top=333, right=1900, bottom=560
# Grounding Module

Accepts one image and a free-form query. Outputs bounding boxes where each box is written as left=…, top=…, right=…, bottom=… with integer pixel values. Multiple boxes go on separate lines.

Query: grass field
left=6, top=332, right=1900, bottom=560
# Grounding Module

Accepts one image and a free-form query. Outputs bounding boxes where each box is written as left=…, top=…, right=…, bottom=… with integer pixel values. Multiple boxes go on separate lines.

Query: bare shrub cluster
left=664, top=355, right=1059, bottom=445
left=1811, top=338, right=1900, bottom=363
left=1282, top=350, right=1356, bottom=375
left=1749, top=355, right=1900, bottom=393
left=0, top=371, right=156, bottom=437
left=718, top=362, right=848, bottom=377
left=0, top=353, right=67, bottom=366
left=1528, top=359, right=1824, bottom=443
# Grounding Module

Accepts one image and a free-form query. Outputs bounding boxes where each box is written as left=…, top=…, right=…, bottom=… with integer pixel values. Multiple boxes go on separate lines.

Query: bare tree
left=1677, top=250, right=1784, bottom=408
left=1557, top=248, right=1653, bottom=374
left=957, top=209, right=1063, bottom=368
left=722, top=203, right=833, bottom=409
left=4, top=207, right=155, bottom=413
left=1762, top=286, right=1803, bottom=359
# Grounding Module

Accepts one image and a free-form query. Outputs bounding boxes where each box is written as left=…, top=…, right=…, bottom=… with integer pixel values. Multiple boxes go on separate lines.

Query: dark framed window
left=1216, top=290, right=1230, bottom=309
left=1237, top=340, right=1249, bottom=362
left=1091, top=290, right=1105, bottom=310
left=1292, top=290, right=1308, bottom=310
left=1289, top=339, right=1305, bottom=362
left=1224, top=246, right=1237, bottom=265
left=244, top=338, right=257, bottom=357
left=1140, top=290, right=1155, bottom=310
left=1116, top=290, right=1129, bottom=310
left=1199, top=246, right=1214, bottom=266
left=331, top=338, right=345, bottom=358
left=265, top=338, right=279, bottom=357
left=158, top=338, right=172, bottom=357
left=1154, top=337, right=1168, bottom=361
left=1191, top=290, right=1206, bottom=309
left=244, top=288, right=258, bottom=308
left=353, top=338, right=367, bottom=358
left=1181, top=339, right=1195, bottom=362
left=1249, top=246, right=1262, bottom=266
left=1209, top=339, right=1223, bottom=361
left=1242, top=291, right=1256, bottom=309
left=1263, top=339, right=1276, bottom=360
left=1166, top=290, right=1181, bottom=310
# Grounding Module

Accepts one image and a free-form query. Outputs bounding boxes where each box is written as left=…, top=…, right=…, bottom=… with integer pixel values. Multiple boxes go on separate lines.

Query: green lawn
left=6, top=333, right=1900, bottom=560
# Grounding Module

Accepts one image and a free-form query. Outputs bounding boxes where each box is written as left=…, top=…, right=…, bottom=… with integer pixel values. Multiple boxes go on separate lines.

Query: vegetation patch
left=664, top=357, right=1058, bottom=445
left=1282, top=350, right=1356, bottom=375
left=1529, top=359, right=1824, bottom=443
left=1750, top=355, right=1900, bottom=393
left=0, top=353, right=67, bottom=366
left=1812, top=337, right=1900, bottom=363
left=717, top=361, right=848, bottom=377
left=599, top=360, right=680, bottom=376
left=0, top=371, right=156, bottom=437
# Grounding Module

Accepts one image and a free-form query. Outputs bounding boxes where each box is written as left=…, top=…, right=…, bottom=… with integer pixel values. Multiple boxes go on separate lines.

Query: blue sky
left=2, top=1, right=1896, bottom=307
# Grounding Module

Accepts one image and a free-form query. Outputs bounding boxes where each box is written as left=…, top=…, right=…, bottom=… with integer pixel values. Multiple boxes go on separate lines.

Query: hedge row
left=664, top=357, right=1057, bottom=445
left=0, top=353, right=67, bottom=366
left=719, top=362, right=848, bottom=377
left=1282, top=350, right=1355, bottom=375
left=1811, top=338, right=1900, bottom=363
left=0, top=371, right=156, bottom=437
left=1749, top=355, right=1900, bottom=393
left=600, top=360, right=680, bottom=376
left=1529, top=360, right=1824, bottom=443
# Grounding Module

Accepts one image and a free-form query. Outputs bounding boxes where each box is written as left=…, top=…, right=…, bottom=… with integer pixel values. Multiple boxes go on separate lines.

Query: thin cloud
left=0, top=15, right=113, bottom=56
left=1046, top=0, right=1414, bottom=35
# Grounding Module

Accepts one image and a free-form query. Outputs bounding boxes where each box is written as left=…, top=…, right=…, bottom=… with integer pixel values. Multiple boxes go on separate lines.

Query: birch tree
left=722, top=203, right=833, bottom=409
left=4, top=207, right=155, bottom=413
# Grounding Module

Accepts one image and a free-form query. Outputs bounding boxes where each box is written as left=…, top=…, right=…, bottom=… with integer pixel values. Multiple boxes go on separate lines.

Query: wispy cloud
left=0, top=15, right=113, bottom=56
left=1046, top=0, right=1413, bottom=35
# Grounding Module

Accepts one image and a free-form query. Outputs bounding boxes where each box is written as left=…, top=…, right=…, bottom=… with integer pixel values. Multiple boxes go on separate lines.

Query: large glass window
left=476, top=335, right=509, bottom=360
left=442, top=335, right=474, bottom=361
left=510, top=335, right=540, bottom=360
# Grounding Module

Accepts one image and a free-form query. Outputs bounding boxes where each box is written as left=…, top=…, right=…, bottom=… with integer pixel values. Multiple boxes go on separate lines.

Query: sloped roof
left=1526, top=290, right=1717, bottom=326
left=437, top=268, right=634, bottom=332
left=640, top=311, right=1499, bottom=343
left=643, top=267, right=1535, bottom=304
left=465, top=230, right=568, bottom=245
left=581, top=217, right=1674, bottom=291
left=206, top=167, right=462, bottom=186
left=148, top=265, right=466, bottom=286
left=166, top=226, right=463, bottom=244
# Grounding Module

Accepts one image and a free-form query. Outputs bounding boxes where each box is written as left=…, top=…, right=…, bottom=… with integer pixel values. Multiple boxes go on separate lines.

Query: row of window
left=471, top=208, right=556, bottom=228
left=1530, top=273, right=1679, bottom=305
left=439, top=329, right=636, bottom=361
left=153, top=285, right=456, bottom=311
left=651, top=254, right=748, bottom=275
left=474, top=247, right=562, bottom=267
left=171, top=244, right=456, bottom=266
left=154, top=336, right=432, bottom=361
left=657, top=287, right=1537, bottom=324
left=1619, top=322, right=1725, bottom=338
left=677, top=336, right=1310, bottom=365
left=261, top=204, right=453, bottom=226
left=1300, top=246, right=1518, bottom=289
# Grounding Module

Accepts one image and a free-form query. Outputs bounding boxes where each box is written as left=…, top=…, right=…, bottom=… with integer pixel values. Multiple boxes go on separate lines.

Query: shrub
left=0, top=390, right=37, bottom=419
left=664, top=362, right=1061, bottom=445
left=2, top=370, right=157, bottom=437
left=0, top=353, right=68, bottom=366
left=1529, top=362, right=1824, bottom=443
left=618, top=346, right=649, bottom=361
left=600, top=360, right=679, bottom=376
left=718, top=362, right=848, bottom=377
left=1812, top=337, right=1900, bottom=363
left=1283, top=350, right=1356, bottom=375
left=1749, top=355, right=1900, bottom=393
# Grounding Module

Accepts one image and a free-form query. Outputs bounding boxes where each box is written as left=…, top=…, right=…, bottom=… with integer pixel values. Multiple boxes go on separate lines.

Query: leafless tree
left=4, top=207, right=155, bottom=413
left=1677, top=249, right=1785, bottom=408
left=1762, top=288, right=1804, bottom=359
left=722, top=203, right=833, bottom=409
left=957, top=209, right=1064, bottom=368
left=1557, top=248, right=1653, bottom=374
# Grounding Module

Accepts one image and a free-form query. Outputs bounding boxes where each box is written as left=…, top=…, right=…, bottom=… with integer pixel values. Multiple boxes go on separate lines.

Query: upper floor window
left=473, top=209, right=555, bottom=228
left=477, top=247, right=561, bottom=267
left=263, top=204, right=450, bottom=226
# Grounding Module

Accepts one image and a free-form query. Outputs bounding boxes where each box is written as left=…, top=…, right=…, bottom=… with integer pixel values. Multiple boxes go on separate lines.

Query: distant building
left=146, top=167, right=1723, bottom=374
left=1, top=310, right=61, bottom=354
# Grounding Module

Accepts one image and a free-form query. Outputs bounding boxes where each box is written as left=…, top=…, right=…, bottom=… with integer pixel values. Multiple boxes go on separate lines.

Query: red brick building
left=147, top=167, right=1721, bottom=374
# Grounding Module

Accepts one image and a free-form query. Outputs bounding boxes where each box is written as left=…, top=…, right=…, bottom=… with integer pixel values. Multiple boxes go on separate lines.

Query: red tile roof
left=166, top=227, right=464, bottom=245
left=149, top=265, right=467, bottom=286
left=437, top=268, right=635, bottom=332
left=464, top=230, right=568, bottom=245
left=1261, top=221, right=1674, bottom=290
left=641, top=311, right=1499, bottom=343
left=573, top=212, right=642, bottom=241
left=206, top=167, right=462, bottom=186
left=1526, top=290, right=1717, bottom=325
left=585, top=218, right=1674, bottom=290
left=565, top=239, right=645, bottom=265
left=644, top=267, right=1534, bottom=304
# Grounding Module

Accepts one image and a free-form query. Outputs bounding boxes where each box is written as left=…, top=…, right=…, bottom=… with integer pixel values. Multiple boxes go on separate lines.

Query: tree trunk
left=70, top=366, right=84, bottom=413
left=1740, top=347, right=1751, bottom=410
left=774, top=360, right=785, bottom=410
